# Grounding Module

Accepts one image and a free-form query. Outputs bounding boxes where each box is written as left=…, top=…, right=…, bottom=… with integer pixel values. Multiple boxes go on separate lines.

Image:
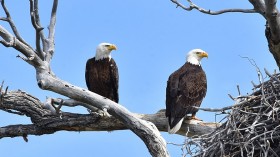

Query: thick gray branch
left=36, top=73, right=169, bottom=157
left=0, top=90, right=218, bottom=138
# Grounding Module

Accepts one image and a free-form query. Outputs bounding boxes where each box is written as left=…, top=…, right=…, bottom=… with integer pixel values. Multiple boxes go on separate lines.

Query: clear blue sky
left=0, top=0, right=277, bottom=156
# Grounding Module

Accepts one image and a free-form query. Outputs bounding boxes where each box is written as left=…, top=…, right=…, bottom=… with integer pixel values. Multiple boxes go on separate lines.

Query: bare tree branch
left=35, top=74, right=170, bottom=157
left=0, top=124, right=56, bottom=140
left=29, top=0, right=44, bottom=59
left=50, top=98, right=101, bottom=114
left=45, top=0, right=58, bottom=62
left=264, top=68, right=280, bottom=83
left=0, top=39, right=13, bottom=47
left=34, top=0, right=47, bottom=56
left=0, top=90, right=218, bottom=139
left=0, top=0, right=32, bottom=49
left=196, top=95, right=260, bottom=113
left=170, top=0, right=257, bottom=15
left=0, top=13, right=42, bottom=67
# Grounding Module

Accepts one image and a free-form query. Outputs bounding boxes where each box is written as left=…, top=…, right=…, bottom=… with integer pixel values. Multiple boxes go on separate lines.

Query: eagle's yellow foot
left=191, top=115, right=202, bottom=121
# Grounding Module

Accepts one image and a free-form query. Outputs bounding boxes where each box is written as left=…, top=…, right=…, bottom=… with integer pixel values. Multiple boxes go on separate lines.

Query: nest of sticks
left=185, top=69, right=280, bottom=157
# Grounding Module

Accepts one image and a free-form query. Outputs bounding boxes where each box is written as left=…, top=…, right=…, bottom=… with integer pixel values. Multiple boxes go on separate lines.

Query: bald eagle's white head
left=186, top=49, right=208, bottom=66
left=95, top=43, right=117, bottom=61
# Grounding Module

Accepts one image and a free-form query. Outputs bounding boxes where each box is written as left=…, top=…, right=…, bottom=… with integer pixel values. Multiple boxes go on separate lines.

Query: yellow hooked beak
left=199, top=52, right=208, bottom=58
left=108, top=44, right=117, bottom=51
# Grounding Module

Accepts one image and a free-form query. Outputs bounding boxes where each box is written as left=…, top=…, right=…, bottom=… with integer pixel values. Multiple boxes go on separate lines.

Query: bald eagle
left=166, top=49, right=208, bottom=134
left=85, top=43, right=119, bottom=103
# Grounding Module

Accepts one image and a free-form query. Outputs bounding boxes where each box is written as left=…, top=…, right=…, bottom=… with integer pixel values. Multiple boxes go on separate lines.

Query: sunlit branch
left=34, top=0, right=46, bottom=44
left=29, top=0, right=44, bottom=59
left=45, top=0, right=58, bottom=62
left=0, top=25, right=43, bottom=67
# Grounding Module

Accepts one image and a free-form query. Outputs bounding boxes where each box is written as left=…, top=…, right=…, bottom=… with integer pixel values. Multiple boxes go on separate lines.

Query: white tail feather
left=168, top=118, right=184, bottom=134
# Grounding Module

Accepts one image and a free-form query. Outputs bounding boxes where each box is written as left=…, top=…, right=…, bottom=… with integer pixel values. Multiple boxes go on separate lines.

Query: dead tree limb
left=0, top=90, right=218, bottom=138
left=170, top=0, right=257, bottom=15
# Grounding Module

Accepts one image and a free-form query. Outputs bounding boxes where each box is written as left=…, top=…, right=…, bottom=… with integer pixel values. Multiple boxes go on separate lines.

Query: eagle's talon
left=99, top=108, right=111, bottom=118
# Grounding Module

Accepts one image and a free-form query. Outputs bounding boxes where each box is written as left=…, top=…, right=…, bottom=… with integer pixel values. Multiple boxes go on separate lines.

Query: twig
left=0, top=81, right=4, bottom=103
left=237, top=85, right=241, bottom=96
left=4, top=86, right=8, bottom=95
left=265, top=68, right=280, bottom=83
left=228, top=94, right=235, bottom=100
left=251, top=81, right=258, bottom=88
left=0, top=81, right=3, bottom=92
left=264, top=0, right=280, bottom=42
left=196, top=96, right=258, bottom=112
left=0, top=39, right=14, bottom=47
left=16, top=54, right=35, bottom=64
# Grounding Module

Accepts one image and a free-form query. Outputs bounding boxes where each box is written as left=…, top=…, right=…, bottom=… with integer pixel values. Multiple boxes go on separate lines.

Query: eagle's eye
left=104, top=45, right=110, bottom=47
left=196, top=52, right=200, bottom=55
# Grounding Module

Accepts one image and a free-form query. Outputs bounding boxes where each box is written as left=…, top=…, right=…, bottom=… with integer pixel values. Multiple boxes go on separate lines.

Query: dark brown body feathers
left=85, top=57, right=119, bottom=103
left=166, top=62, right=207, bottom=129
